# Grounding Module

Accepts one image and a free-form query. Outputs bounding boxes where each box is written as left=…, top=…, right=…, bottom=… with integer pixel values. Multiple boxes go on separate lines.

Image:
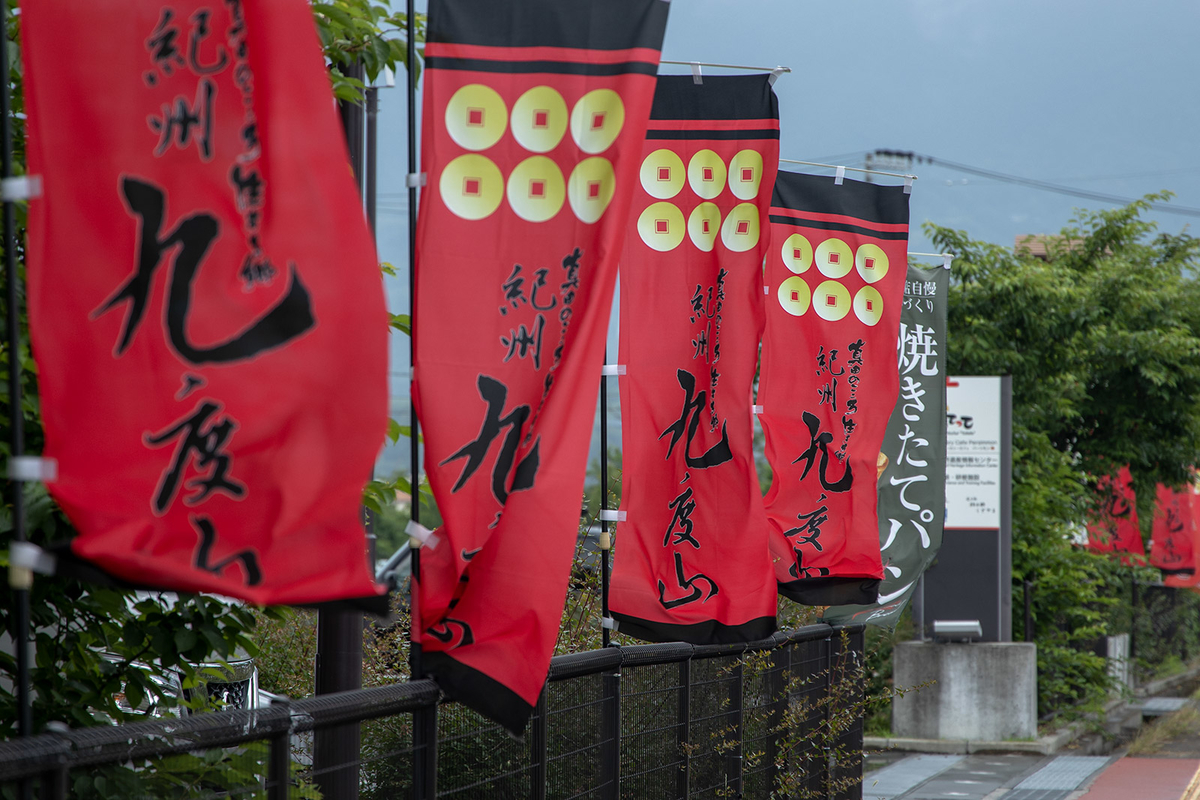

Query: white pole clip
left=763, top=285, right=769, bottom=295
left=1, top=175, right=42, bottom=202
left=834, top=166, right=845, bottom=186
left=752, top=405, right=764, bottom=415
left=601, top=617, right=620, bottom=631
left=7, top=456, right=58, bottom=482
left=691, top=62, right=703, bottom=85
left=600, top=509, right=626, bottom=522
left=768, top=67, right=786, bottom=86
left=405, top=172, right=426, bottom=188
left=903, top=175, right=914, bottom=194
left=406, top=519, right=440, bottom=550
left=11, top=542, right=56, bottom=577
left=601, top=364, right=626, bottom=376
left=942, top=253, right=954, bottom=270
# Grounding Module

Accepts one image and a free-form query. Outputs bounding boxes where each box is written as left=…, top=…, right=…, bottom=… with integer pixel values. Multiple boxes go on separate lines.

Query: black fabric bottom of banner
left=610, top=612, right=776, bottom=645
left=48, top=542, right=391, bottom=615
left=778, top=576, right=881, bottom=607
left=423, top=650, right=534, bottom=739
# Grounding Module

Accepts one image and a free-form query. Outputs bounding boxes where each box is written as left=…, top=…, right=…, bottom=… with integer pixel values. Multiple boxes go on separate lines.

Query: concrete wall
left=893, top=642, right=1037, bottom=741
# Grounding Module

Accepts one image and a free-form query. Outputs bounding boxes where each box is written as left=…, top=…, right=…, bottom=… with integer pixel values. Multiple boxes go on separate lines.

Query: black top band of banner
left=428, top=0, right=671, bottom=53
left=773, top=170, right=910, bottom=228
left=425, top=56, right=659, bottom=76
left=650, top=74, right=779, bottom=123
left=769, top=214, right=910, bottom=241
left=646, top=128, right=781, bottom=141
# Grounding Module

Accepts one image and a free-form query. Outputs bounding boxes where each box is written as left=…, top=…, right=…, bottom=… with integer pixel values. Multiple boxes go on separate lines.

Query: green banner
left=822, top=263, right=948, bottom=628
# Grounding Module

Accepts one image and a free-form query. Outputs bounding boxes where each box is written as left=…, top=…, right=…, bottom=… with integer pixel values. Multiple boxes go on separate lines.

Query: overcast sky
left=373, top=0, right=1200, bottom=471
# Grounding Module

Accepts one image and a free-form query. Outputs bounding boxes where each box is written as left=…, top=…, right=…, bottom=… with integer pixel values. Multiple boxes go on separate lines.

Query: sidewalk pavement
left=863, top=751, right=1200, bottom=799
left=1072, top=757, right=1200, bottom=800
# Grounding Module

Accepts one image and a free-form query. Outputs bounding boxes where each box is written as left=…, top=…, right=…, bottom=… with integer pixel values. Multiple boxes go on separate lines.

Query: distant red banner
left=758, top=173, right=909, bottom=605
left=22, top=0, right=387, bottom=606
left=1151, top=483, right=1200, bottom=586
left=412, top=0, right=669, bottom=734
left=1086, top=466, right=1144, bottom=557
left=609, top=74, right=779, bottom=644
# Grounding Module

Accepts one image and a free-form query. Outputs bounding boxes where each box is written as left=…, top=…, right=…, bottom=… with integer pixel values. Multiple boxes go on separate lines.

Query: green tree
left=928, top=196, right=1200, bottom=713
left=0, top=0, right=422, bottom=738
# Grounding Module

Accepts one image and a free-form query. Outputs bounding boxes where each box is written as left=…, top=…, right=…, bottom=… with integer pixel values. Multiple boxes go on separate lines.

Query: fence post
left=267, top=726, right=291, bottom=800
left=726, top=659, right=744, bottom=797
left=600, top=665, right=621, bottom=800
left=531, top=686, right=548, bottom=800
left=823, top=634, right=833, bottom=798
left=676, top=659, right=690, bottom=800
left=765, top=643, right=788, bottom=794
left=413, top=704, right=438, bottom=800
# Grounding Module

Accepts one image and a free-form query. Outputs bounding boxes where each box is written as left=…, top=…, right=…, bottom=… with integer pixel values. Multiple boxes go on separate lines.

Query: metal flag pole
left=405, top=0, right=422, bottom=683
left=599, top=348, right=611, bottom=648
left=780, top=157, right=917, bottom=183
left=1, top=0, right=33, bottom=752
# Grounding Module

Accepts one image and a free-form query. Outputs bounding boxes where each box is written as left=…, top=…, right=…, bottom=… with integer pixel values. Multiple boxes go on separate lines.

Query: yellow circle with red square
left=854, top=286, right=884, bottom=326
left=813, top=280, right=851, bottom=321
left=640, top=149, right=685, bottom=199
left=570, top=89, right=624, bottom=154
left=507, top=156, right=565, bottom=223
left=569, top=157, right=616, bottom=224
left=445, top=84, right=507, bottom=151
left=511, top=86, right=568, bottom=153
left=440, top=154, right=504, bottom=220
left=729, top=150, right=764, bottom=200
left=855, top=243, right=889, bottom=284
left=638, top=202, right=685, bottom=251
left=778, top=276, right=811, bottom=317
left=688, top=150, right=727, bottom=199
left=720, top=203, right=760, bottom=252
left=815, top=237, right=853, bottom=278
left=688, top=203, right=722, bottom=251
left=782, top=233, right=813, bottom=274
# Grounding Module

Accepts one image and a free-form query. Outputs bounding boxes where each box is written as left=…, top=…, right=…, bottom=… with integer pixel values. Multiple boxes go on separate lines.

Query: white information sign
left=945, top=376, right=1001, bottom=529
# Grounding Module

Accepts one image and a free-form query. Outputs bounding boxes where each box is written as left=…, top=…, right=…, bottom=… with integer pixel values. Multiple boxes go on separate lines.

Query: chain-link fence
left=1131, top=582, right=1200, bottom=685
left=0, top=624, right=865, bottom=800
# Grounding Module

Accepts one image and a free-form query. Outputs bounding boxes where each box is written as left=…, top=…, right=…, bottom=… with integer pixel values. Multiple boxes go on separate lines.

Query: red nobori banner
left=413, top=0, right=669, bottom=734
left=609, top=74, right=779, bottom=644
left=1151, top=483, right=1198, bottom=584
left=1086, top=466, right=1145, bottom=557
left=758, top=173, right=909, bottom=606
left=21, top=0, right=387, bottom=606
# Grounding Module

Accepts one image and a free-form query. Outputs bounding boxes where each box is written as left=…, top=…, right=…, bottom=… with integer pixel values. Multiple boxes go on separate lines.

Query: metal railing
left=0, top=624, right=865, bottom=800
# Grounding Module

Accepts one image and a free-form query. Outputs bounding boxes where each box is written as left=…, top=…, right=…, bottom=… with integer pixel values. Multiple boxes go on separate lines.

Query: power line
left=874, top=150, right=1200, bottom=218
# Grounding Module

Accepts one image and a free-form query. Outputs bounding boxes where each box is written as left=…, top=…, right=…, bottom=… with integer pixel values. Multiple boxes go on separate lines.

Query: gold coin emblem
left=729, top=149, right=764, bottom=200
left=854, top=286, right=884, bottom=326
left=778, top=276, right=811, bottom=317
left=782, top=233, right=813, bottom=274
left=640, top=149, right=686, bottom=199
left=568, top=157, right=616, bottom=224
left=720, top=202, right=760, bottom=252
left=445, top=84, right=507, bottom=151
left=637, top=202, right=685, bottom=252
left=813, top=280, right=851, bottom=321
left=439, top=154, right=504, bottom=220
left=688, top=149, right=727, bottom=199
left=511, top=86, right=568, bottom=153
left=570, top=89, right=625, bottom=154
left=506, top=156, right=565, bottom=223
left=815, top=237, right=853, bottom=278
left=688, top=202, right=722, bottom=251
left=855, top=243, right=889, bottom=284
